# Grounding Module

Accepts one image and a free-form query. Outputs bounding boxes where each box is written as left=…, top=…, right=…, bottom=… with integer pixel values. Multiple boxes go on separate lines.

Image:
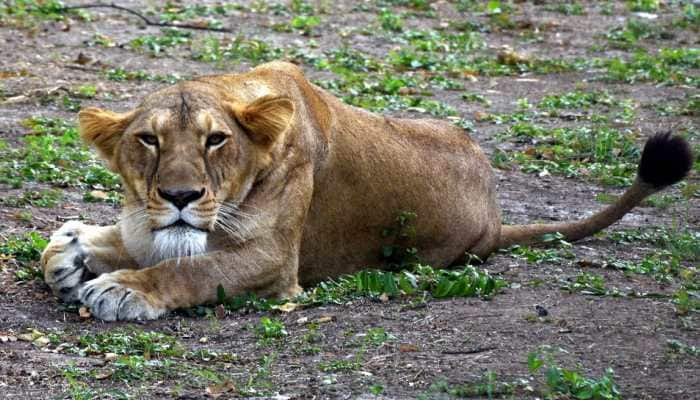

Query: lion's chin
left=152, top=225, right=208, bottom=262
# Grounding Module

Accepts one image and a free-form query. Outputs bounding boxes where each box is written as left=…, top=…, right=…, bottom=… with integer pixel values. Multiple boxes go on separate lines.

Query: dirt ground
left=0, top=1, right=698, bottom=399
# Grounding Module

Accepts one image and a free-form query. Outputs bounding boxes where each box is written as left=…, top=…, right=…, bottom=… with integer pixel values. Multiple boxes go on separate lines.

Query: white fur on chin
left=152, top=226, right=208, bottom=263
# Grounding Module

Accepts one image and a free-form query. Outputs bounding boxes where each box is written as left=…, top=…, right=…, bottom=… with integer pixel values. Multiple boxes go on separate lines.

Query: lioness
left=41, top=61, right=692, bottom=321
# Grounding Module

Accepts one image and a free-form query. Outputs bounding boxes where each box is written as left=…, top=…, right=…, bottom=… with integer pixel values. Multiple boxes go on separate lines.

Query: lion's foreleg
left=41, top=221, right=136, bottom=302
left=77, top=244, right=301, bottom=321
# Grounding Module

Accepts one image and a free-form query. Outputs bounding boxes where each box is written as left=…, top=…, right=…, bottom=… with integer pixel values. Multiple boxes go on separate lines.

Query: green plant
left=601, top=48, right=699, bottom=87
left=0, top=189, right=62, bottom=208
left=364, top=327, right=394, bottom=346
left=105, top=67, right=184, bottom=84
left=130, top=28, right=192, bottom=56
left=561, top=273, right=612, bottom=296
left=290, top=15, right=320, bottom=35
left=0, top=117, right=120, bottom=190
left=423, top=372, right=514, bottom=399
left=666, top=339, right=699, bottom=357
left=507, top=233, right=575, bottom=264
left=528, top=348, right=622, bottom=400
left=76, top=329, right=184, bottom=359
left=378, top=8, right=403, bottom=31
left=544, top=2, right=585, bottom=15
left=461, top=92, right=491, bottom=106
left=256, top=317, right=288, bottom=341
left=626, top=0, right=659, bottom=12
left=1, top=232, right=47, bottom=262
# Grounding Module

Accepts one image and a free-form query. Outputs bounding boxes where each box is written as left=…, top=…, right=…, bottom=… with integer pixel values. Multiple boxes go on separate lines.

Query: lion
left=40, top=61, right=692, bottom=321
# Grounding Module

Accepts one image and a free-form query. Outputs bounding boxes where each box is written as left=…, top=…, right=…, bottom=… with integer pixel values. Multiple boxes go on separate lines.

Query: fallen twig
left=59, top=2, right=234, bottom=33
left=441, top=346, right=497, bottom=355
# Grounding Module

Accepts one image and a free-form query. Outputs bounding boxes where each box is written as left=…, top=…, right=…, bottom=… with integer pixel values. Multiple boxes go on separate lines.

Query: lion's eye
left=137, top=134, right=158, bottom=147
left=206, top=133, right=227, bottom=148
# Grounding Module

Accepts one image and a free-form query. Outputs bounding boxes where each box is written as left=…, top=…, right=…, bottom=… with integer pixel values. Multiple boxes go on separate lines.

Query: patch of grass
left=319, top=326, right=393, bottom=373
left=673, top=272, right=699, bottom=316
left=191, top=36, right=284, bottom=63
left=422, top=372, right=515, bottom=399
left=561, top=272, right=616, bottom=296
left=289, top=14, right=321, bottom=35
left=130, top=28, right=192, bottom=56
left=157, top=3, right=242, bottom=29
left=0, top=0, right=90, bottom=25
left=256, top=317, right=288, bottom=344
left=653, top=94, right=699, bottom=117
left=600, top=48, right=700, bottom=87
left=363, top=327, right=395, bottom=346
left=544, top=2, right=585, bottom=16
left=538, top=90, right=615, bottom=110
left=496, top=124, right=641, bottom=186
left=105, top=67, right=185, bottom=84
left=666, top=339, right=699, bottom=358
left=603, top=19, right=671, bottom=50
left=528, top=347, right=622, bottom=400
left=378, top=8, right=404, bottom=31
left=75, top=328, right=184, bottom=358
left=0, top=117, right=120, bottom=190
left=0, top=189, right=62, bottom=208
left=506, top=233, right=575, bottom=264
left=238, top=353, right=277, bottom=396
left=626, top=0, right=659, bottom=12
left=214, top=261, right=504, bottom=316
left=607, top=227, right=699, bottom=264
left=1, top=232, right=47, bottom=281
left=461, top=92, right=491, bottom=106
left=295, top=322, right=323, bottom=355
left=304, top=264, right=506, bottom=303
left=60, top=363, right=104, bottom=400
left=676, top=4, right=700, bottom=29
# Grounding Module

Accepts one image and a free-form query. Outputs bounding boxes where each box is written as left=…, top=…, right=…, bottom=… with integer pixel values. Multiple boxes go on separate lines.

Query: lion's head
left=78, top=80, right=294, bottom=265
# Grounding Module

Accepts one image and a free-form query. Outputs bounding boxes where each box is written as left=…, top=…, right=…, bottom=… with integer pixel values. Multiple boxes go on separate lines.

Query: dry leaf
left=205, top=380, right=236, bottom=397
left=474, top=111, right=490, bottom=121
left=79, top=306, right=92, bottom=319
left=399, top=343, right=419, bottom=352
left=271, top=302, right=301, bottom=313
left=88, top=190, right=108, bottom=200
left=104, top=353, right=118, bottom=361
left=315, top=315, right=334, bottom=323
left=95, top=370, right=113, bottom=380
left=17, top=333, right=34, bottom=342
left=0, top=335, right=18, bottom=343
left=497, top=50, right=531, bottom=66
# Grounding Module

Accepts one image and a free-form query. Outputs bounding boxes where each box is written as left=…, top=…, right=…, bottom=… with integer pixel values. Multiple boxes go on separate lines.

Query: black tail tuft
left=638, top=132, right=693, bottom=188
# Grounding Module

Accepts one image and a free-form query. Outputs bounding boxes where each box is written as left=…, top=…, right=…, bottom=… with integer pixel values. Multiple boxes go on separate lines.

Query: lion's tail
left=498, top=133, right=693, bottom=248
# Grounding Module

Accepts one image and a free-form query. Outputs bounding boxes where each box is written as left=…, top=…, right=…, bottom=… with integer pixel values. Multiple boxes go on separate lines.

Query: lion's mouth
left=153, top=219, right=209, bottom=233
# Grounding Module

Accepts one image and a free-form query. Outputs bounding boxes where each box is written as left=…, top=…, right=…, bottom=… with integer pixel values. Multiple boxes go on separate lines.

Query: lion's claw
left=79, top=273, right=165, bottom=321
left=42, top=221, right=95, bottom=302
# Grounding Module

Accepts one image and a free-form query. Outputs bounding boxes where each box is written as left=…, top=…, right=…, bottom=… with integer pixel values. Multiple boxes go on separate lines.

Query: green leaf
left=216, top=284, right=226, bottom=304
left=527, top=352, right=543, bottom=372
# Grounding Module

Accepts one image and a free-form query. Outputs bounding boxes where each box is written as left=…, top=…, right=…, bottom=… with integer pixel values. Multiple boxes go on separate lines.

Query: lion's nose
left=157, top=188, right=205, bottom=210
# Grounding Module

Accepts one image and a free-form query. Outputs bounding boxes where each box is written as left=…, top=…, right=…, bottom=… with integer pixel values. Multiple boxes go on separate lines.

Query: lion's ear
left=78, top=107, right=133, bottom=166
left=230, top=95, right=294, bottom=146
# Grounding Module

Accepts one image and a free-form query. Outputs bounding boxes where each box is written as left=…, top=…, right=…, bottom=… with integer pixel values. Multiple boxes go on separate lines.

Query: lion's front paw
left=41, top=221, right=96, bottom=302
left=79, top=272, right=166, bottom=321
